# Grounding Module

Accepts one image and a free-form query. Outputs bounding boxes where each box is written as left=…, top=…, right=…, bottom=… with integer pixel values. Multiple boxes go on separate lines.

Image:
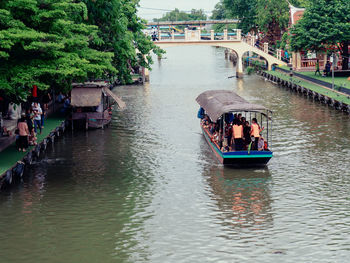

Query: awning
left=103, top=88, right=126, bottom=109
left=71, top=87, right=102, bottom=107
left=196, top=90, right=268, bottom=121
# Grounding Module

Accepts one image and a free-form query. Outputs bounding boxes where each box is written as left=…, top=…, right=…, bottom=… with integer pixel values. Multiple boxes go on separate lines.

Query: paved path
left=0, top=114, right=65, bottom=175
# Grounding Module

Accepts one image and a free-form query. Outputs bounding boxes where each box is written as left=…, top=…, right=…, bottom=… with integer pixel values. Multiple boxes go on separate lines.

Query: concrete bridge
left=150, top=28, right=287, bottom=78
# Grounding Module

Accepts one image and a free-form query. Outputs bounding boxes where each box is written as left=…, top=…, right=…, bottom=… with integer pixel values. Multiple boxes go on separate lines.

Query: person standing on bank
left=250, top=118, right=261, bottom=150
left=315, top=59, right=321, bottom=76
left=32, top=102, right=42, bottom=134
left=17, top=116, right=29, bottom=152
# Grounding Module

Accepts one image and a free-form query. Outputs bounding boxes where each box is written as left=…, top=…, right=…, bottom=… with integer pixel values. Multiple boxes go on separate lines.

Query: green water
left=0, top=46, right=349, bottom=262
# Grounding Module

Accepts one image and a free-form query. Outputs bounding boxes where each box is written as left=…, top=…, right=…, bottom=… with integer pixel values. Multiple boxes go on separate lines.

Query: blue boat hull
left=201, top=126, right=273, bottom=167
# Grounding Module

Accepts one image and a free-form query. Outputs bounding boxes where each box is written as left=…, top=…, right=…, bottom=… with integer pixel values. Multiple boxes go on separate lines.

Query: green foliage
left=0, top=0, right=115, bottom=102
left=154, top=8, right=207, bottom=22
left=0, top=0, right=164, bottom=102
left=246, top=66, right=255, bottom=75
left=216, top=0, right=310, bottom=44
left=84, top=0, right=164, bottom=84
left=290, top=0, right=350, bottom=69
left=222, top=0, right=257, bottom=34
left=211, top=2, right=237, bottom=32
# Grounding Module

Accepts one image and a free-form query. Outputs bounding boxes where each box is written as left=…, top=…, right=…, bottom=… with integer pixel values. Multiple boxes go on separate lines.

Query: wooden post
left=223, top=29, right=228, bottom=40
left=197, top=28, right=201, bottom=40
left=171, top=30, right=175, bottom=40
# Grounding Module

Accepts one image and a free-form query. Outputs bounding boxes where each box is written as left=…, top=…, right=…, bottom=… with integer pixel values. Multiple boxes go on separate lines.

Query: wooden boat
left=71, top=82, right=126, bottom=129
left=196, top=90, right=273, bottom=167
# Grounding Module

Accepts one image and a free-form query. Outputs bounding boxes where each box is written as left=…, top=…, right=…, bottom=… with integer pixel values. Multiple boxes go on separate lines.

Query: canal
left=1, top=46, right=350, bottom=262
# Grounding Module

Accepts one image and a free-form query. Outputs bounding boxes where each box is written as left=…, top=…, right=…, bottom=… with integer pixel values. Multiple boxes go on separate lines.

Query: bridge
left=146, top=25, right=287, bottom=78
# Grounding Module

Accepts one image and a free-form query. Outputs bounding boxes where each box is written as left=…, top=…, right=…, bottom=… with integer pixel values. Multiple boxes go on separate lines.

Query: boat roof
left=196, top=90, right=269, bottom=121
left=71, top=82, right=126, bottom=109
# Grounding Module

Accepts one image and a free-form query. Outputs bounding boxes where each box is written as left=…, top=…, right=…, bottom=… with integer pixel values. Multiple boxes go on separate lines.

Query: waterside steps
left=0, top=116, right=66, bottom=191
left=259, top=70, right=350, bottom=114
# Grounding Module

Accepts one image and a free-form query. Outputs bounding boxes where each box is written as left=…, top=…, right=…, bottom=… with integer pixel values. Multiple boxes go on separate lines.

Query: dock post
left=223, top=29, right=228, bottom=40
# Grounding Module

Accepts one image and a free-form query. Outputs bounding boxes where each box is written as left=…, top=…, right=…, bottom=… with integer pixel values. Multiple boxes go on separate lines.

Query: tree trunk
left=341, top=41, right=349, bottom=70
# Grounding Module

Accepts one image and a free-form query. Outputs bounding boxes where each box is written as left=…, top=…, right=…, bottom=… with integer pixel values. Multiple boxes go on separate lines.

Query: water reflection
left=202, top=162, right=272, bottom=230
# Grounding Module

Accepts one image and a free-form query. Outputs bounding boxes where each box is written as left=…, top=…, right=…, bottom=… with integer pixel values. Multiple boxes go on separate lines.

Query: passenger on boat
left=222, top=123, right=232, bottom=152
left=209, top=123, right=216, bottom=135
left=225, top=113, right=234, bottom=124
left=224, top=123, right=232, bottom=145
left=232, top=119, right=244, bottom=151
left=258, top=137, right=265, bottom=151
left=251, top=118, right=263, bottom=150
left=243, top=119, right=251, bottom=149
left=202, top=115, right=210, bottom=128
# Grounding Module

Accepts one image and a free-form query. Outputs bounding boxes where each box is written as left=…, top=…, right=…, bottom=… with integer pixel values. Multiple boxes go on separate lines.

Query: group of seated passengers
left=202, top=113, right=267, bottom=152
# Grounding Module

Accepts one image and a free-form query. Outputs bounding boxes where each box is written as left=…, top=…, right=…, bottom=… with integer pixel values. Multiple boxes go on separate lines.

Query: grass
left=266, top=70, right=350, bottom=105
left=0, top=115, right=65, bottom=175
left=298, top=71, right=349, bottom=90
left=278, top=65, right=350, bottom=90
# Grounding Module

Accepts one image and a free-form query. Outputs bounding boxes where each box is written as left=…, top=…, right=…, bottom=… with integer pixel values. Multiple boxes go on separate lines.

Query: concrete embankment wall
left=259, top=70, right=350, bottom=114
left=0, top=121, right=67, bottom=191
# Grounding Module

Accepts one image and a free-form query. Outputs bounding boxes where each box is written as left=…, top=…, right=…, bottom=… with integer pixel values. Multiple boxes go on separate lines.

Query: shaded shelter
left=196, top=90, right=268, bottom=122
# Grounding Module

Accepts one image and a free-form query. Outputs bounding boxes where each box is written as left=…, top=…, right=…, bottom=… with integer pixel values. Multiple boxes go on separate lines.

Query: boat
left=196, top=90, right=273, bottom=167
left=70, top=82, right=126, bottom=129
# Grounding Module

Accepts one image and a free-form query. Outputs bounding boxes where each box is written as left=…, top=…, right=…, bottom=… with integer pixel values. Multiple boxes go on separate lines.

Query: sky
left=137, top=0, right=218, bottom=21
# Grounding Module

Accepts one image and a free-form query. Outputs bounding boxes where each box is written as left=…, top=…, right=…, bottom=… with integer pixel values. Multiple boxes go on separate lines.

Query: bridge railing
left=241, top=36, right=290, bottom=63
left=147, top=28, right=242, bottom=42
left=148, top=28, right=288, bottom=63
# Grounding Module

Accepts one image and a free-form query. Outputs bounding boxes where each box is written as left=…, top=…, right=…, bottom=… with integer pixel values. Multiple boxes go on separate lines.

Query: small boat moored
left=70, top=82, right=126, bottom=130
left=196, top=90, right=273, bottom=167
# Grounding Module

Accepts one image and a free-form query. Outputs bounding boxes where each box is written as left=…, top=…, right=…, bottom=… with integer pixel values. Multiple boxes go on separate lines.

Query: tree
left=154, top=8, right=207, bottom=22
left=0, top=0, right=115, bottom=102
left=218, top=0, right=309, bottom=44
left=255, top=0, right=290, bottom=45
left=211, top=0, right=237, bottom=32
left=84, top=0, right=164, bottom=84
left=290, top=0, right=350, bottom=70
left=222, top=0, right=257, bottom=34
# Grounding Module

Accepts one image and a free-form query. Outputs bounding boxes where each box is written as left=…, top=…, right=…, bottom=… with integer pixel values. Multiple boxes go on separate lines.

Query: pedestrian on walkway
left=32, top=102, right=42, bottom=134
left=17, top=116, right=29, bottom=152
left=324, top=61, right=331, bottom=76
left=315, top=59, right=321, bottom=76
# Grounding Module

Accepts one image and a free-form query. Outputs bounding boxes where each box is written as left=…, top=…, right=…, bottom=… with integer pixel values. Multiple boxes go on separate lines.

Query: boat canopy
left=71, top=87, right=102, bottom=107
left=71, top=82, right=126, bottom=109
left=196, top=90, right=269, bottom=121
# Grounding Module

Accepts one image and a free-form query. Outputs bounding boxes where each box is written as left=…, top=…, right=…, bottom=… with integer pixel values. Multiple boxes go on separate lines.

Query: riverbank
left=259, top=69, right=350, bottom=113
left=0, top=113, right=66, bottom=190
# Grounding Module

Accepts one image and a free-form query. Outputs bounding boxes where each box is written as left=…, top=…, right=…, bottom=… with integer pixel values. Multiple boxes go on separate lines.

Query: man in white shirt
left=32, top=102, right=42, bottom=134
